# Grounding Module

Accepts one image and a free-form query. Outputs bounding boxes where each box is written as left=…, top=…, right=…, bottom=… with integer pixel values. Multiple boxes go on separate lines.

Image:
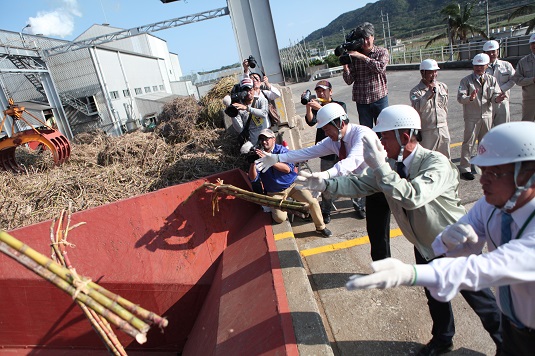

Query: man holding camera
left=249, top=129, right=332, bottom=238
left=242, top=57, right=281, bottom=101
left=302, top=80, right=365, bottom=222
left=229, top=77, right=270, bottom=153
left=342, top=22, right=389, bottom=129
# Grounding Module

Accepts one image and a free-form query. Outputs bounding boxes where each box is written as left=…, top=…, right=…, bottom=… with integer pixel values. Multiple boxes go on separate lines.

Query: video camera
left=300, top=89, right=317, bottom=105
left=224, top=83, right=250, bottom=117
left=334, top=28, right=365, bottom=65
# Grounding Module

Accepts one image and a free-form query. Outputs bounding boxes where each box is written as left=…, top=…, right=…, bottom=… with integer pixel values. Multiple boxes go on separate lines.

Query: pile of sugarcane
left=0, top=206, right=168, bottom=355
left=203, top=179, right=310, bottom=217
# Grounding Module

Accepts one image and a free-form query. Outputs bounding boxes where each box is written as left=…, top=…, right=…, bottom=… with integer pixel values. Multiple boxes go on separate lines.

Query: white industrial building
left=0, top=24, right=194, bottom=138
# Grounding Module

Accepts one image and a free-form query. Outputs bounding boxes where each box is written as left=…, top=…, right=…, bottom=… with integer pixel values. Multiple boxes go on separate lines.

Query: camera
left=300, top=89, right=317, bottom=105
left=247, top=55, right=257, bottom=69
left=224, top=83, right=250, bottom=117
left=246, top=142, right=261, bottom=163
left=301, top=90, right=311, bottom=105
left=334, top=29, right=365, bottom=65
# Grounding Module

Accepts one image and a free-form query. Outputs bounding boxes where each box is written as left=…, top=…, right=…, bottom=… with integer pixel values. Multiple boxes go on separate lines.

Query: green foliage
left=309, top=59, right=324, bottom=66
left=323, top=54, right=341, bottom=68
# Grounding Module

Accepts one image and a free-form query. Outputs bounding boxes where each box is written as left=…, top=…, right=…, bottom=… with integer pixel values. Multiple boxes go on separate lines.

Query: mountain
left=303, top=0, right=526, bottom=49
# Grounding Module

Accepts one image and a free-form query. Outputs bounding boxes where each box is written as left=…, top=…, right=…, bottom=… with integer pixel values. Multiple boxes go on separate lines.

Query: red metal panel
left=0, top=169, right=297, bottom=354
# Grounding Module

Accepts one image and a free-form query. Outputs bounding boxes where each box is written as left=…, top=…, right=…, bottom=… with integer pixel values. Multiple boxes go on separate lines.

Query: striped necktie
left=498, top=212, right=523, bottom=326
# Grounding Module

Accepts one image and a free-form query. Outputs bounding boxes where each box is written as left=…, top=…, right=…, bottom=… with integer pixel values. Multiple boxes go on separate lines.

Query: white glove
left=362, top=134, right=387, bottom=170
left=255, top=152, right=280, bottom=173
left=294, top=171, right=327, bottom=192
left=440, top=223, right=479, bottom=251
left=346, top=258, right=415, bottom=290
left=240, top=141, right=254, bottom=154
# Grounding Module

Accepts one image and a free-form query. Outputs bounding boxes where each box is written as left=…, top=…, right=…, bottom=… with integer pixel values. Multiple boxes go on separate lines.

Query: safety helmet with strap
left=471, top=121, right=535, bottom=211
left=373, top=105, right=421, bottom=163
left=419, top=59, right=440, bottom=71
left=472, top=53, right=490, bottom=65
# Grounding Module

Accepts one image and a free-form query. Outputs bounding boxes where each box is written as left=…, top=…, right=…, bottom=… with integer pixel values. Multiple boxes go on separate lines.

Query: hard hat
left=419, top=59, right=440, bottom=71
left=316, top=103, right=347, bottom=128
left=240, top=78, right=253, bottom=89
left=373, top=105, right=421, bottom=133
left=530, top=34, right=535, bottom=44
left=483, top=40, right=499, bottom=51
left=472, top=53, right=490, bottom=65
left=471, top=122, right=535, bottom=166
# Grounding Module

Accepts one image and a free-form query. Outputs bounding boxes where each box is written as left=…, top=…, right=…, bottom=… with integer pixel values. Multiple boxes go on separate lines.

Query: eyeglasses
left=259, top=136, right=273, bottom=142
left=480, top=168, right=514, bottom=181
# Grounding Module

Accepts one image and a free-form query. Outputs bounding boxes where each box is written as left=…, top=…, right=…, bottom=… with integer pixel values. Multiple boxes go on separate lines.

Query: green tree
left=426, top=3, right=487, bottom=48
left=508, top=4, right=535, bottom=35
left=324, top=54, right=342, bottom=68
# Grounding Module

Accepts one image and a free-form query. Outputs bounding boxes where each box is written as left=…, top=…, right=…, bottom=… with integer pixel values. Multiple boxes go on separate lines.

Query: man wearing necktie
left=343, top=121, right=535, bottom=355
left=295, top=105, right=502, bottom=355
left=483, top=40, right=516, bottom=127
left=457, top=53, right=506, bottom=181
left=255, top=103, right=392, bottom=258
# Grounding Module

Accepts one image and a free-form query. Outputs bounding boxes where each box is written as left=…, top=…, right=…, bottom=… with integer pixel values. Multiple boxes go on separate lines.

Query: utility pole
left=381, top=10, right=387, bottom=48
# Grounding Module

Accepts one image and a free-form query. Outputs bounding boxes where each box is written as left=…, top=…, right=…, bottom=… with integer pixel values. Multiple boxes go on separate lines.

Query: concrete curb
left=272, top=220, right=334, bottom=355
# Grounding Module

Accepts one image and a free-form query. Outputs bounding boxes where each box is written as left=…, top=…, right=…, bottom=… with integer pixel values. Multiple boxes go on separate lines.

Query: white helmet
left=472, top=53, right=490, bottom=65
left=419, top=59, right=440, bottom=71
left=316, top=103, right=347, bottom=129
left=471, top=122, right=535, bottom=167
left=471, top=121, right=535, bottom=211
left=373, top=105, right=421, bottom=133
left=483, top=40, right=499, bottom=52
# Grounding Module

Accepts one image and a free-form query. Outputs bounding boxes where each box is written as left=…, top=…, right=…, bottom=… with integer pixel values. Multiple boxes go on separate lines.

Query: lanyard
left=487, top=207, right=535, bottom=248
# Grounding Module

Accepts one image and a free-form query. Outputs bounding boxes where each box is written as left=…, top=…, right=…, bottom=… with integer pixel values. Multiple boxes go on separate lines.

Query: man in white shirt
left=345, top=121, right=535, bottom=356
left=256, top=103, right=393, bottom=261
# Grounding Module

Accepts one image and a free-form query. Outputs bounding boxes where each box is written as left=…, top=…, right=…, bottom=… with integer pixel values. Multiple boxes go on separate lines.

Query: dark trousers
left=366, top=192, right=391, bottom=261
left=501, top=315, right=535, bottom=355
left=414, top=248, right=502, bottom=347
left=356, top=96, right=389, bottom=129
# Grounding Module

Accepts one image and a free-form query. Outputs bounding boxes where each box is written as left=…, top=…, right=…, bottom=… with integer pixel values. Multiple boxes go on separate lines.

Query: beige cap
left=258, top=129, right=275, bottom=138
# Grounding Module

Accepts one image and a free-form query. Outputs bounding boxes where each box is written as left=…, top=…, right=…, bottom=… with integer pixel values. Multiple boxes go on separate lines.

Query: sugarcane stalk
left=49, top=212, right=127, bottom=355
left=0, top=240, right=147, bottom=343
left=0, top=231, right=150, bottom=335
left=203, top=181, right=310, bottom=214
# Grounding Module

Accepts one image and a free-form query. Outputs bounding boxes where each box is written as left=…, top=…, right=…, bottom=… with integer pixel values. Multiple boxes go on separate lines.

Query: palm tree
left=508, top=4, right=535, bottom=35
left=426, top=3, right=487, bottom=48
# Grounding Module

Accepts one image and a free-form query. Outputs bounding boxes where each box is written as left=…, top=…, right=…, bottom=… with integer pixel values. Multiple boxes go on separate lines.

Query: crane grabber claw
left=0, top=98, right=71, bottom=172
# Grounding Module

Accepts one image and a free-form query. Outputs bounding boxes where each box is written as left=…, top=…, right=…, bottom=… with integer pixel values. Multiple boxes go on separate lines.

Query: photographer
left=302, top=80, right=365, bottom=222
left=230, top=77, right=270, bottom=152
left=249, top=129, right=332, bottom=237
left=242, top=57, right=281, bottom=101
left=342, top=22, right=389, bottom=129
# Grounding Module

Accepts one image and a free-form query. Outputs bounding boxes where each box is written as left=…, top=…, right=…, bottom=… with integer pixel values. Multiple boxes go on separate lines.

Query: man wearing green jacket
left=295, top=105, right=502, bottom=356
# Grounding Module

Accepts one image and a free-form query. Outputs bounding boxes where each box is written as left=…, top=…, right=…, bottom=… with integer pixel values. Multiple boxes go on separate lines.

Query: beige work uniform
left=457, top=73, right=501, bottom=173
left=410, top=80, right=451, bottom=158
left=512, top=53, right=535, bottom=122
left=486, top=59, right=515, bottom=126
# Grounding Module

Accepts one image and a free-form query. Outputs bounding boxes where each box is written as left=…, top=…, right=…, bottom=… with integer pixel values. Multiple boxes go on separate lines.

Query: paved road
left=281, top=68, right=523, bottom=355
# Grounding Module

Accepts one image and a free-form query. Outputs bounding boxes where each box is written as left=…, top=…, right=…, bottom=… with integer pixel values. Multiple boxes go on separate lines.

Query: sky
left=1, top=0, right=375, bottom=75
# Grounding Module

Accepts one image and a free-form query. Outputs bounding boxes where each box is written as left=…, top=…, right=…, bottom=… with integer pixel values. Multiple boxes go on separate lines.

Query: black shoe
left=322, top=213, right=331, bottom=224
left=316, top=228, right=332, bottom=238
left=416, top=340, right=454, bottom=356
left=460, top=172, right=475, bottom=180
left=354, top=208, right=366, bottom=220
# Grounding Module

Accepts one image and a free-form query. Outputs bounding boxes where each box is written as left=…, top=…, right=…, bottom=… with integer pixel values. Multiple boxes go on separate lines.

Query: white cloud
left=27, top=0, right=82, bottom=37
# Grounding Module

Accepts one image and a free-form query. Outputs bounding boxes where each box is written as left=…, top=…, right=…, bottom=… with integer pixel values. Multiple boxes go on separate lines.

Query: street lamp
left=478, top=0, right=490, bottom=37
left=20, top=24, right=31, bottom=46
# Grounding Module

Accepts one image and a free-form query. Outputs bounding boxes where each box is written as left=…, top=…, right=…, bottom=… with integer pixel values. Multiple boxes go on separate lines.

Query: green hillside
left=302, top=0, right=530, bottom=50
